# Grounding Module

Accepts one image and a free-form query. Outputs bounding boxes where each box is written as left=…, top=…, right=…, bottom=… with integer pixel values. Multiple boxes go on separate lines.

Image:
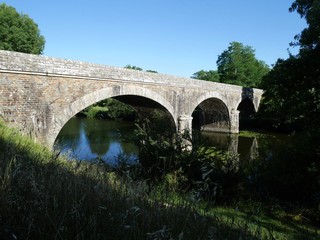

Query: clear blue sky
left=2, top=0, right=306, bottom=77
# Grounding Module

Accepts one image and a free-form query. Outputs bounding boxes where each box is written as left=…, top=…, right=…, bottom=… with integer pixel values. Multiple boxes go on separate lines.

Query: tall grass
left=0, top=120, right=319, bottom=239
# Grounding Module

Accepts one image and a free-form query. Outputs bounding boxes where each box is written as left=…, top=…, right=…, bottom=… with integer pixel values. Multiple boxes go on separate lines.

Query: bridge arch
left=189, top=92, right=231, bottom=133
left=236, top=98, right=257, bottom=130
left=235, top=88, right=260, bottom=113
left=47, top=85, right=176, bottom=148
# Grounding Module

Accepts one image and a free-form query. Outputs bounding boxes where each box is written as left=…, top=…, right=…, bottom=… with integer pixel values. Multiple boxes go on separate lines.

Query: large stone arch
left=47, top=85, right=176, bottom=148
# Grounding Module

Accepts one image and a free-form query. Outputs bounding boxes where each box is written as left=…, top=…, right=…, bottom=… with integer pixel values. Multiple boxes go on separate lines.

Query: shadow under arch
left=47, top=85, right=176, bottom=148
left=236, top=88, right=257, bottom=130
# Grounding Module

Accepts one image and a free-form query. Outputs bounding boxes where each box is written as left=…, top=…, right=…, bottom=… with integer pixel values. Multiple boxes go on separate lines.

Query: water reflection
left=196, top=131, right=279, bottom=165
left=54, top=117, right=290, bottom=168
left=54, top=117, right=138, bottom=166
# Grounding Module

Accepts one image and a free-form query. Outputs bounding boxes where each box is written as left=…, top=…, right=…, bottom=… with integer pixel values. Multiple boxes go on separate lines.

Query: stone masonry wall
left=0, top=50, right=264, bottom=147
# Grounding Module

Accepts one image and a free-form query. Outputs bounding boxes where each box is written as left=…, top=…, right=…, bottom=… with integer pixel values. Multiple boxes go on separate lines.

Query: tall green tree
left=289, top=0, right=320, bottom=52
left=260, top=0, right=320, bottom=132
left=216, top=41, right=269, bottom=88
left=0, top=3, right=45, bottom=54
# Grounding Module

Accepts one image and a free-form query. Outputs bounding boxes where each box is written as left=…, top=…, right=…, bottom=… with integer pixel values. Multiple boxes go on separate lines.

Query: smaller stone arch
left=235, top=88, right=261, bottom=113
left=236, top=98, right=256, bottom=130
left=47, top=85, right=176, bottom=148
left=188, top=92, right=230, bottom=116
left=190, top=93, right=231, bottom=133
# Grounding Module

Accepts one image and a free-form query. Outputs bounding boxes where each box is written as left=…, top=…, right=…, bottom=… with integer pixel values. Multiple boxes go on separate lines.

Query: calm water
left=54, top=117, right=290, bottom=165
left=54, top=117, right=138, bottom=166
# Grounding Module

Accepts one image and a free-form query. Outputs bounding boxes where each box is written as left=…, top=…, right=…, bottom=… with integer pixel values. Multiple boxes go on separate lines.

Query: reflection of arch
left=191, top=95, right=230, bottom=133
left=48, top=85, right=176, bottom=147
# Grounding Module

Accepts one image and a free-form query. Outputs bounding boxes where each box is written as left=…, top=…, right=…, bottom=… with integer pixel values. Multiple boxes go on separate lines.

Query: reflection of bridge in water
left=199, top=132, right=259, bottom=164
left=0, top=50, right=263, bottom=148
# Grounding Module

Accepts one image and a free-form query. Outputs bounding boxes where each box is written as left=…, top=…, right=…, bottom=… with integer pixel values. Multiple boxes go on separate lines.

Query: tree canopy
left=192, top=42, right=269, bottom=88
left=124, top=64, right=158, bottom=73
left=191, top=70, right=220, bottom=82
left=0, top=3, right=45, bottom=54
left=259, top=0, right=320, bottom=132
left=124, top=64, right=143, bottom=71
left=216, top=42, right=269, bottom=88
left=289, top=0, right=320, bottom=52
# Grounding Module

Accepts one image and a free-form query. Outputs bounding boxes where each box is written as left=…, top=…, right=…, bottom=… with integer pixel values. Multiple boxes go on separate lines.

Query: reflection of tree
left=54, top=117, right=82, bottom=151
left=83, top=118, right=112, bottom=156
left=198, top=131, right=230, bottom=151
left=83, top=118, right=138, bottom=156
left=55, top=117, right=139, bottom=162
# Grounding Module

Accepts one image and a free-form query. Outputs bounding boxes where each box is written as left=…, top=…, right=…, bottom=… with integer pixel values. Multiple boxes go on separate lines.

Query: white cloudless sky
left=1, top=0, right=307, bottom=77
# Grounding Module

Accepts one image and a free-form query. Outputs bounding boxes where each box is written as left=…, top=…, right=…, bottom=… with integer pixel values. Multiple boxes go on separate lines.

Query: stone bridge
left=0, top=50, right=263, bottom=148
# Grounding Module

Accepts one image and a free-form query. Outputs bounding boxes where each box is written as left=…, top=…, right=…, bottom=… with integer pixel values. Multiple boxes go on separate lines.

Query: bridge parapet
left=0, top=50, right=262, bottom=93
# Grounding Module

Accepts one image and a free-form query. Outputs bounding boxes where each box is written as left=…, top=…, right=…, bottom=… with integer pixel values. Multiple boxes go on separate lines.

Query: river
left=54, top=117, right=290, bottom=166
left=54, top=117, right=138, bottom=166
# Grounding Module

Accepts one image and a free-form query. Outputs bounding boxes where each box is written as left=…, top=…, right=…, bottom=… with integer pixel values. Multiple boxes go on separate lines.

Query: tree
left=259, top=0, right=320, bottom=132
left=146, top=70, right=158, bottom=73
left=125, top=65, right=158, bottom=73
left=0, top=3, right=45, bottom=54
left=216, top=41, right=269, bottom=88
left=191, top=70, right=220, bottom=82
left=124, top=65, right=143, bottom=71
left=289, top=0, right=320, bottom=52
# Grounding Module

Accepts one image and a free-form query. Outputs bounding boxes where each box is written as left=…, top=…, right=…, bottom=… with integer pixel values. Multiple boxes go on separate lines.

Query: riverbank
left=79, top=98, right=137, bottom=121
left=0, top=120, right=319, bottom=239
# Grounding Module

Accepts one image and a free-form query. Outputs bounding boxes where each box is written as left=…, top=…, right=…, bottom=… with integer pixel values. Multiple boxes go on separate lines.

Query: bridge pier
left=178, top=115, right=193, bottom=135
left=229, top=109, right=240, bottom=133
left=178, top=115, right=193, bottom=148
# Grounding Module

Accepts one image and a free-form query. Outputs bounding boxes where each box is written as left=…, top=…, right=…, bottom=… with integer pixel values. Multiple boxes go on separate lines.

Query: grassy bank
left=0, top=121, right=319, bottom=239
left=79, top=98, right=137, bottom=121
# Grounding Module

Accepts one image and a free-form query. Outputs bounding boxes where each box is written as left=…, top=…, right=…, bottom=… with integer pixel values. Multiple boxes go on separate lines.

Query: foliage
left=216, top=41, right=270, bottom=88
left=289, top=0, right=320, bottom=52
left=2, top=121, right=318, bottom=239
left=124, top=64, right=158, bottom=73
left=259, top=51, right=320, bottom=131
left=129, top=113, right=243, bottom=203
left=146, top=69, right=158, bottom=73
left=124, top=64, right=143, bottom=71
left=259, top=0, right=320, bottom=132
left=191, top=70, right=220, bottom=82
left=0, top=3, right=45, bottom=54
left=192, top=42, right=269, bottom=88
left=130, top=112, right=320, bottom=215
left=80, top=98, right=137, bottom=121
